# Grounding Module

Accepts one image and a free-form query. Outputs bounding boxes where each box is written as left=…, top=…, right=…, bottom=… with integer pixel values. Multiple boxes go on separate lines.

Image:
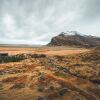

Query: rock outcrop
left=48, top=31, right=100, bottom=47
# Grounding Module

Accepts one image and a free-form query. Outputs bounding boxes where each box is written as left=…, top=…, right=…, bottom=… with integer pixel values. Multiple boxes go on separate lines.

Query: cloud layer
left=0, top=0, right=100, bottom=44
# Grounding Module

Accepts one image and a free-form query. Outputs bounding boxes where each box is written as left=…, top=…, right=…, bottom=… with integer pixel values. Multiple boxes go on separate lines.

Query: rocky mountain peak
left=48, top=31, right=100, bottom=47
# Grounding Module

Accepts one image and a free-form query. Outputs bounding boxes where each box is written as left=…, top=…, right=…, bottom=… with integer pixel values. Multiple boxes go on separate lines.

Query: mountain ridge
left=48, top=31, right=100, bottom=47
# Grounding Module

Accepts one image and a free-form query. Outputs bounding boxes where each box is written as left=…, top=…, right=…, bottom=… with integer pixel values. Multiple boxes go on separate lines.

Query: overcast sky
left=0, top=0, right=100, bottom=44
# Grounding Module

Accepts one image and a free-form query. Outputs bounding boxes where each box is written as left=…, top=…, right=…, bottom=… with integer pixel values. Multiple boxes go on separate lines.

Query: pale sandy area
left=0, top=46, right=89, bottom=56
left=39, top=49, right=89, bottom=56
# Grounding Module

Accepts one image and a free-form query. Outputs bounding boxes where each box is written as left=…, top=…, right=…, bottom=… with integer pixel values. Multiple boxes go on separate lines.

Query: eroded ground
left=0, top=47, right=100, bottom=100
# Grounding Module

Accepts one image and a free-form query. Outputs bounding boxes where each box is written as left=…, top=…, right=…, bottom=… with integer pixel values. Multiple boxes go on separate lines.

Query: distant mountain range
left=48, top=31, right=100, bottom=47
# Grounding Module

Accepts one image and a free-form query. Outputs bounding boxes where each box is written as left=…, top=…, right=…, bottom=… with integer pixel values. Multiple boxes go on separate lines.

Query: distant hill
left=48, top=31, right=100, bottom=47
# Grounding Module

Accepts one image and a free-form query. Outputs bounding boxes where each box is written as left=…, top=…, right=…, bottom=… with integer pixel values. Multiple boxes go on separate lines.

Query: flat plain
left=0, top=46, right=89, bottom=56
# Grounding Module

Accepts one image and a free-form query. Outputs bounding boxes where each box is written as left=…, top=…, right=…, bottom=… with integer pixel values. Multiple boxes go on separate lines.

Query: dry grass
left=0, top=46, right=99, bottom=100
left=0, top=46, right=89, bottom=56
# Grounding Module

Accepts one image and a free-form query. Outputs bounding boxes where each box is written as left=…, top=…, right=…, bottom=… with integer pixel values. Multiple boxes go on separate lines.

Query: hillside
left=48, top=31, right=100, bottom=47
left=0, top=47, right=100, bottom=100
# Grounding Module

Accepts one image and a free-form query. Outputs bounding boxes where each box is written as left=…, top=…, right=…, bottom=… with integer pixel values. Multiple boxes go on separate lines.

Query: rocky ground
left=0, top=47, right=100, bottom=100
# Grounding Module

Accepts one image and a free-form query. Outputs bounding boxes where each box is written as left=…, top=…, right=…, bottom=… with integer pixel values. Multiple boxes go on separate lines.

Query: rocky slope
left=48, top=31, right=100, bottom=47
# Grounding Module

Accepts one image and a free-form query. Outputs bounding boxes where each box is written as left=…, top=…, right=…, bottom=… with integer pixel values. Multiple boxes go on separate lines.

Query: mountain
left=48, top=31, right=100, bottom=47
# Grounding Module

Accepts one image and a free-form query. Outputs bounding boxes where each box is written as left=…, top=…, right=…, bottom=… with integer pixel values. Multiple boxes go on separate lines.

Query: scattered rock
left=10, top=83, right=25, bottom=89
left=58, top=88, right=69, bottom=96
left=35, top=96, right=46, bottom=100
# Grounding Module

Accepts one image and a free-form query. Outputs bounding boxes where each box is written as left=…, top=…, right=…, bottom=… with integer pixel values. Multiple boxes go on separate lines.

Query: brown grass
left=0, top=46, right=99, bottom=100
left=0, top=46, right=89, bottom=56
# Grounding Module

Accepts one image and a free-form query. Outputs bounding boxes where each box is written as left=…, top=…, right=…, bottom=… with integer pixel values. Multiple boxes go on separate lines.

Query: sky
left=0, top=0, right=100, bottom=45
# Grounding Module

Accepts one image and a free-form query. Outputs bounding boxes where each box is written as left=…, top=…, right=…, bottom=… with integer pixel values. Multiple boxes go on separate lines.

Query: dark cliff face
left=48, top=32, right=100, bottom=47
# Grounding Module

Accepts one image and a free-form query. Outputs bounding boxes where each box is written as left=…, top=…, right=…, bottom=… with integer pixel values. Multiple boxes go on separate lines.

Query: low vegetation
left=0, top=47, right=100, bottom=100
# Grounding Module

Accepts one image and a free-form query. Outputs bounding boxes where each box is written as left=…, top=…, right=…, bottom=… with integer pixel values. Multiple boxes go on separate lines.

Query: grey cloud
left=0, top=0, right=100, bottom=44
left=84, top=0, right=100, bottom=19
